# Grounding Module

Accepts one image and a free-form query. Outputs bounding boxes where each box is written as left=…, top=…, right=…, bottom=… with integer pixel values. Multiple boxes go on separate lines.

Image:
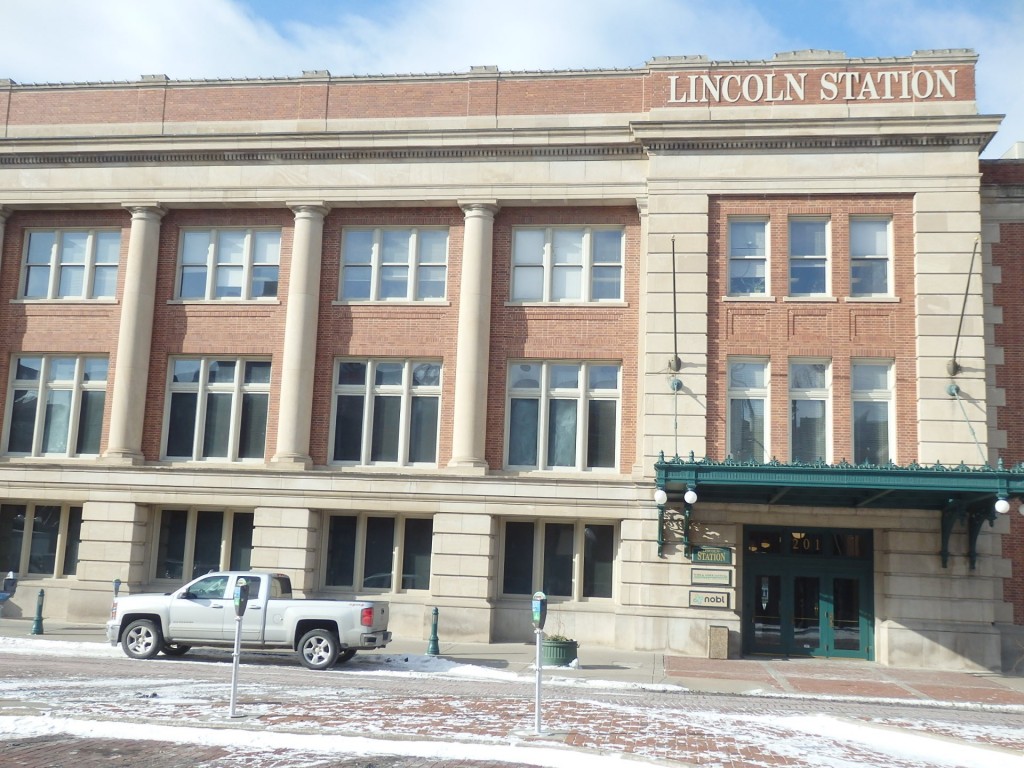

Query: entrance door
left=743, top=527, right=873, bottom=659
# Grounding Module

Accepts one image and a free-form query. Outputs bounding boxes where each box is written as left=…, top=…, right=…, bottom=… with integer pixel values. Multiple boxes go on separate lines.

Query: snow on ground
left=3, top=636, right=1024, bottom=768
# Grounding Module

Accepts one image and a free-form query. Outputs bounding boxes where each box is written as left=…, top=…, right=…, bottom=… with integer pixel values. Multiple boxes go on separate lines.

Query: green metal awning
left=654, top=452, right=1024, bottom=569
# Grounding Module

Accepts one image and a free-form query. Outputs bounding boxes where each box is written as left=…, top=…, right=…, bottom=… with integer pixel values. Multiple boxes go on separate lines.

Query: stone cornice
left=0, top=142, right=644, bottom=168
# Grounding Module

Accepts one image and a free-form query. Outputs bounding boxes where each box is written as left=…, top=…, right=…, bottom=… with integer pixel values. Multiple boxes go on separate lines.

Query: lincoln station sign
left=667, top=68, right=959, bottom=104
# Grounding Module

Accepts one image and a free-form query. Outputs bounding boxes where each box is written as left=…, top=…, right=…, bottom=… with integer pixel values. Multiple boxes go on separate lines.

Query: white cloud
left=1, top=0, right=1018, bottom=155
left=828, top=0, right=1024, bottom=156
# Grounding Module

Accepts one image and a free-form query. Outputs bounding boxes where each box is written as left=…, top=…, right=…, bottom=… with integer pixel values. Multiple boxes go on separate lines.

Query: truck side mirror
left=233, top=578, right=250, bottom=617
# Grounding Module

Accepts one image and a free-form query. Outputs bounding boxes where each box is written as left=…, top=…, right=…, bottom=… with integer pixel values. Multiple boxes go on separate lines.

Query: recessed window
left=506, top=361, right=620, bottom=471
left=323, top=514, right=433, bottom=592
left=163, top=357, right=270, bottom=461
left=852, top=361, right=893, bottom=464
left=177, top=228, right=280, bottom=300
left=0, top=503, right=83, bottom=577
left=728, top=219, right=768, bottom=295
left=850, top=218, right=891, bottom=297
left=331, top=359, right=441, bottom=466
left=511, top=227, right=623, bottom=303
left=727, top=359, right=768, bottom=463
left=153, top=508, right=253, bottom=580
left=21, top=229, right=120, bottom=300
left=789, top=219, right=829, bottom=296
left=790, top=360, right=830, bottom=462
left=5, top=355, right=107, bottom=457
left=501, top=520, right=615, bottom=599
left=340, top=227, right=448, bottom=302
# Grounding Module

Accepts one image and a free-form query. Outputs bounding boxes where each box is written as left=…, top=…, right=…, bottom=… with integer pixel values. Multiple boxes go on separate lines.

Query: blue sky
left=2, top=0, right=1021, bottom=157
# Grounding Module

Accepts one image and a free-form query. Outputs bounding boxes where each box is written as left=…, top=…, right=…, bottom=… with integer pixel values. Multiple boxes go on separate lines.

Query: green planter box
left=541, top=638, right=578, bottom=667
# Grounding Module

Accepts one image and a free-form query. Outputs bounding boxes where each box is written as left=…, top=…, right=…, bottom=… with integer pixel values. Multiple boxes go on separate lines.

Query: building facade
left=1, top=49, right=1022, bottom=671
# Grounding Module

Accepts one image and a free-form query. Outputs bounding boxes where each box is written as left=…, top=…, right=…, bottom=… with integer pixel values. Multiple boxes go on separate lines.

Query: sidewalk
left=4, top=617, right=1024, bottom=709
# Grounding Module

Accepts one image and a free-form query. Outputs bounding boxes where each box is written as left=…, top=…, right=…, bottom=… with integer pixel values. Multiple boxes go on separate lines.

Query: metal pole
left=426, top=606, right=440, bottom=656
left=30, top=589, right=44, bottom=635
left=229, top=614, right=242, bottom=717
left=534, top=627, right=543, bottom=734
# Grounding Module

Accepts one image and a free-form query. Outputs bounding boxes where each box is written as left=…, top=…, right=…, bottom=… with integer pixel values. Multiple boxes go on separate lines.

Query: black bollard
left=30, top=588, right=44, bottom=635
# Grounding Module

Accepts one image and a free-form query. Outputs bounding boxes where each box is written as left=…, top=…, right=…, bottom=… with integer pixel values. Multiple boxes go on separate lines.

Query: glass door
left=743, top=527, right=873, bottom=659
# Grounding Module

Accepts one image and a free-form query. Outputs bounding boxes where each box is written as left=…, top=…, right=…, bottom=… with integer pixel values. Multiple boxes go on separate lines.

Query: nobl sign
left=689, top=590, right=731, bottom=609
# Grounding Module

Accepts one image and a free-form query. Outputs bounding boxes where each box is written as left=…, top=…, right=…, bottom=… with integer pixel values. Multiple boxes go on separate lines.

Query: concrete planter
left=541, top=638, right=578, bottom=666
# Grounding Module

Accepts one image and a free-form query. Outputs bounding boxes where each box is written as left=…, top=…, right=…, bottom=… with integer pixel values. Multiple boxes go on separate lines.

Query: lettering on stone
left=689, top=590, right=732, bottom=609
left=668, top=68, right=958, bottom=105
left=691, top=546, right=733, bottom=565
left=691, top=568, right=732, bottom=586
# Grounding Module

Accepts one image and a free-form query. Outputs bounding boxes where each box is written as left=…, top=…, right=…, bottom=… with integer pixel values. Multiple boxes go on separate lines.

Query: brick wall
left=485, top=206, right=640, bottom=471
left=142, top=208, right=293, bottom=460
left=706, top=195, right=917, bottom=464
left=309, top=207, right=463, bottom=467
left=991, top=219, right=1024, bottom=622
left=0, top=209, right=130, bottom=454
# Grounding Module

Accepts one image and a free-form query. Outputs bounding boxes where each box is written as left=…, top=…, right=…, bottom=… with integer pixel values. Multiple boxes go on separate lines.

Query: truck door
left=225, top=575, right=266, bottom=642
left=168, top=574, right=231, bottom=640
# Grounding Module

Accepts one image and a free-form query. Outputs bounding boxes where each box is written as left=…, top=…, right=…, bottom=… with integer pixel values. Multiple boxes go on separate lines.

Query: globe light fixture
left=995, top=498, right=1010, bottom=514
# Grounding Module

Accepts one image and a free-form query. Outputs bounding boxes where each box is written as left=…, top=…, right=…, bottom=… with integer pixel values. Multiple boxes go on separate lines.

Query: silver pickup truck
left=106, top=571, right=391, bottom=670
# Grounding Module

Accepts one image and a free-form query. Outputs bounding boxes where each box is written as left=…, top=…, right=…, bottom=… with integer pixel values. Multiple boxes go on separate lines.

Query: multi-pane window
left=511, top=227, right=623, bottom=303
left=850, top=218, right=891, bottom=297
left=5, top=355, right=107, bottom=457
left=21, top=229, right=120, bottom=300
left=331, top=359, right=441, bottom=466
left=728, top=219, right=768, bottom=295
left=0, top=504, right=83, bottom=577
left=340, top=227, right=448, bottom=301
left=790, top=360, right=830, bottom=462
left=789, top=218, right=829, bottom=296
left=177, top=228, right=281, bottom=300
left=164, top=358, right=270, bottom=461
left=153, top=508, right=253, bottom=580
left=323, top=514, right=433, bottom=591
left=852, top=361, right=893, bottom=464
left=501, top=520, right=615, bottom=599
left=727, top=359, right=768, bottom=463
left=506, top=361, right=620, bottom=471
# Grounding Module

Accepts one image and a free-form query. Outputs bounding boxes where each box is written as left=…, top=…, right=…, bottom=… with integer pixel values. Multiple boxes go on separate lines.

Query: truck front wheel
left=121, top=619, right=163, bottom=660
left=298, top=628, right=340, bottom=670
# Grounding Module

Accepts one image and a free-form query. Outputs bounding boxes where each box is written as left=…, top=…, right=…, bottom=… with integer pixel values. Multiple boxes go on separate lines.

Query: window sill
left=10, top=298, right=118, bottom=305
left=782, top=296, right=838, bottom=303
left=844, top=296, right=900, bottom=303
left=722, top=295, right=775, bottom=302
left=167, top=299, right=282, bottom=305
left=504, top=301, right=629, bottom=308
left=333, top=300, right=452, bottom=307
left=498, top=467, right=624, bottom=477
left=325, top=463, right=441, bottom=472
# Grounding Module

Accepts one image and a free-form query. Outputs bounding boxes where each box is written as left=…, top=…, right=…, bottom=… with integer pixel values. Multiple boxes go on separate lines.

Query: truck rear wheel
left=337, top=649, right=356, bottom=663
left=298, top=628, right=340, bottom=670
left=121, top=619, right=163, bottom=660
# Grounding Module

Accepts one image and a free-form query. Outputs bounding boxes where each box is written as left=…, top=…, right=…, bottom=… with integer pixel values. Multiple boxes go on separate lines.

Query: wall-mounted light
left=995, top=498, right=1010, bottom=514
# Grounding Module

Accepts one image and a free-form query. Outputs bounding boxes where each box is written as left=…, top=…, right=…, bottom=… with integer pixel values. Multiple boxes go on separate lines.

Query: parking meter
left=233, top=578, right=250, bottom=617
left=531, top=591, right=547, bottom=631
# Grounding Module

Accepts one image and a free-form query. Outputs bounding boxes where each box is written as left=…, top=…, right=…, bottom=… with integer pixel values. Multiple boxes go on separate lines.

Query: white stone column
left=104, top=205, right=165, bottom=462
left=448, top=201, right=499, bottom=470
left=273, top=204, right=328, bottom=468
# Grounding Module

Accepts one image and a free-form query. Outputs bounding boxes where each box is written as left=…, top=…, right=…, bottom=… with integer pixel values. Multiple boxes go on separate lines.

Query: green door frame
left=742, top=526, right=874, bottom=659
